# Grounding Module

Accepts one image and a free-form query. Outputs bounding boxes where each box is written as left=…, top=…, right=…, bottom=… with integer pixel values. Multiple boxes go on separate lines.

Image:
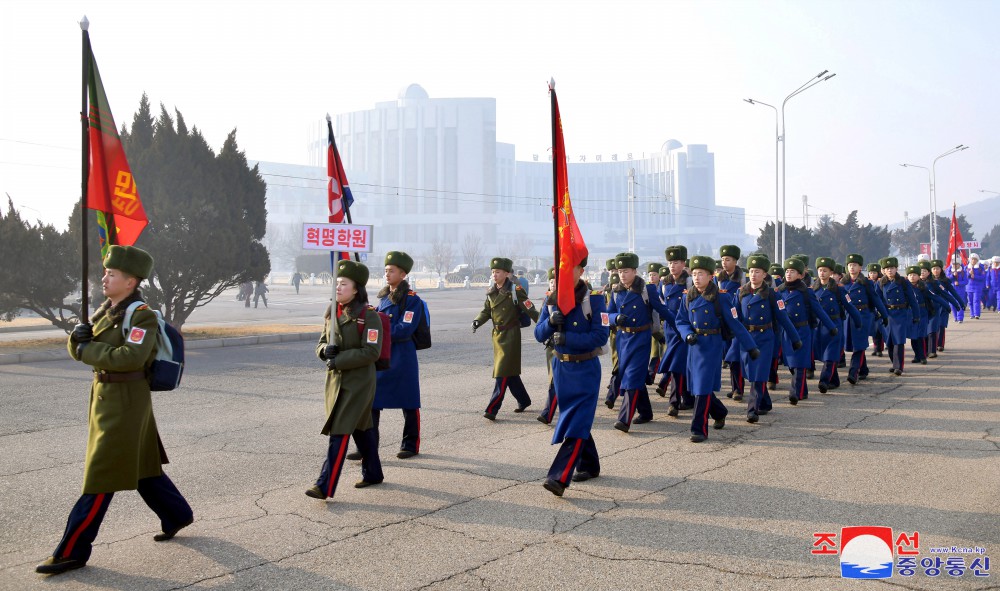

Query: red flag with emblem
left=85, top=32, right=147, bottom=249
left=945, top=203, right=966, bottom=266
left=549, top=81, right=588, bottom=315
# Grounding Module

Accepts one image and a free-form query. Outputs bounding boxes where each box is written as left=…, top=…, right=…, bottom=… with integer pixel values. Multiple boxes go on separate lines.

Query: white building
left=261, top=84, right=751, bottom=272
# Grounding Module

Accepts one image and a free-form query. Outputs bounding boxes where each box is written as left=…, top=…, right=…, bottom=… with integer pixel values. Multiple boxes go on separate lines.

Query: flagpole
left=549, top=79, right=561, bottom=322
left=327, top=115, right=360, bottom=264
left=80, top=16, right=91, bottom=324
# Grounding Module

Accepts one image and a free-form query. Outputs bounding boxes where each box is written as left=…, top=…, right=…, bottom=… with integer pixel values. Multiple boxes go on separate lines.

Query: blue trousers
left=53, top=473, right=192, bottom=562
left=789, top=367, right=809, bottom=401
left=849, top=350, right=868, bottom=380
left=690, top=393, right=727, bottom=437
left=324, top=429, right=383, bottom=498
left=617, top=387, right=652, bottom=426
left=667, top=371, right=694, bottom=409
left=486, top=376, right=531, bottom=415
left=729, top=360, right=744, bottom=395
left=819, top=360, right=840, bottom=388
left=538, top=381, right=558, bottom=424
left=370, top=408, right=420, bottom=453
left=967, top=290, right=983, bottom=317
left=547, top=436, right=600, bottom=486
left=887, top=342, right=906, bottom=372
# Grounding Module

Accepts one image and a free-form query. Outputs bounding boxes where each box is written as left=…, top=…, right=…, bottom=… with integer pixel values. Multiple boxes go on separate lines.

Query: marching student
left=930, top=259, right=964, bottom=351
left=878, top=257, right=920, bottom=376
left=676, top=255, right=759, bottom=442
left=919, top=260, right=961, bottom=359
left=812, top=257, right=862, bottom=393
left=538, top=269, right=559, bottom=425
left=716, top=245, right=747, bottom=401
left=841, top=255, right=890, bottom=384
left=966, top=253, right=987, bottom=319
left=656, top=246, right=695, bottom=416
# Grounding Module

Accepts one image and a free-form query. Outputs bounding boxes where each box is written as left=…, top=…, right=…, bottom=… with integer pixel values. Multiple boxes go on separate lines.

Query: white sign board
left=302, top=223, right=374, bottom=252
left=960, top=241, right=980, bottom=249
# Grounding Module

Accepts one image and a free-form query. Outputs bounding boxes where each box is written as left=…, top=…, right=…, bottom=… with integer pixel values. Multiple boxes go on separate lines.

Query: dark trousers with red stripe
left=768, top=354, right=781, bottom=386
left=605, top=370, right=621, bottom=406
left=617, top=387, right=653, bottom=426
left=754, top=382, right=772, bottom=413
left=789, top=367, right=809, bottom=400
left=667, top=371, right=694, bottom=409
left=690, top=393, right=727, bottom=437
left=873, top=331, right=885, bottom=354
left=322, top=429, right=383, bottom=497
left=910, top=337, right=927, bottom=362
left=486, top=376, right=531, bottom=415
left=887, top=342, right=905, bottom=372
left=938, top=327, right=946, bottom=349
left=849, top=350, right=867, bottom=381
left=546, top=436, right=600, bottom=486
left=53, top=473, right=192, bottom=562
left=928, top=332, right=938, bottom=355
left=729, top=360, right=744, bottom=395
left=538, top=381, right=558, bottom=424
left=370, top=408, right=420, bottom=453
left=819, top=360, right=840, bottom=388
left=647, top=356, right=660, bottom=385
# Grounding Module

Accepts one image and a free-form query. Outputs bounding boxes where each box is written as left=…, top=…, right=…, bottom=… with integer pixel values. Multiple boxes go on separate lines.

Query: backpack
left=411, top=296, right=432, bottom=350
left=510, top=284, right=533, bottom=328
left=356, top=307, right=392, bottom=371
left=546, top=293, right=609, bottom=356
left=123, top=301, right=184, bottom=391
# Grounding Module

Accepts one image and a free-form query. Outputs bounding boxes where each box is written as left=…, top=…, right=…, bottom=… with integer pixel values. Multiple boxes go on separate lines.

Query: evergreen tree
left=891, top=214, right=974, bottom=260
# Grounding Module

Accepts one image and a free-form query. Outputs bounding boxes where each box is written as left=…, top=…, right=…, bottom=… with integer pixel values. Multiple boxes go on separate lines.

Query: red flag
left=945, top=204, right=967, bottom=266
left=550, top=81, right=588, bottom=315
left=327, top=117, right=355, bottom=224
left=86, top=38, right=147, bottom=248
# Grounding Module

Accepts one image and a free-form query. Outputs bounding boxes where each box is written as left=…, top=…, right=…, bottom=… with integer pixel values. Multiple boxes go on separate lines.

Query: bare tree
left=426, top=238, right=455, bottom=277
left=461, top=233, right=485, bottom=270
left=264, top=223, right=306, bottom=271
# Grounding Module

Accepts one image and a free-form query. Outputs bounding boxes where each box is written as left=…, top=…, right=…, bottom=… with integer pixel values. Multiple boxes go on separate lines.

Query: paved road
left=1, top=297, right=998, bottom=590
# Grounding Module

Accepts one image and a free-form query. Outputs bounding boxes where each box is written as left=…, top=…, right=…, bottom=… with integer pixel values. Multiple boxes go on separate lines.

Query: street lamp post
left=744, top=98, right=778, bottom=262
left=901, top=145, right=968, bottom=259
left=747, top=70, right=835, bottom=263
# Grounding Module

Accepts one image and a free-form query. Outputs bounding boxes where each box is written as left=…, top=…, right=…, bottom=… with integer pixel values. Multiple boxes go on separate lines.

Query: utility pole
left=802, top=194, right=809, bottom=228
left=627, top=168, right=636, bottom=253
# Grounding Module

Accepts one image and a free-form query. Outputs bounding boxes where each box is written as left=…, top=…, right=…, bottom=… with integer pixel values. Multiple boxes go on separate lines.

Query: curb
left=0, top=331, right=321, bottom=366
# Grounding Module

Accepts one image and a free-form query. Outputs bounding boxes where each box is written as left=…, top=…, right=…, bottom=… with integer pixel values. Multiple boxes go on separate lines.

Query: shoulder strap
left=122, top=301, right=147, bottom=337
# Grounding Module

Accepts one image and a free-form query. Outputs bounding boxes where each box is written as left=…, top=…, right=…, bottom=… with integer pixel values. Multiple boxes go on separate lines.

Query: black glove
left=552, top=332, right=566, bottom=346
left=615, top=314, right=629, bottom=327
left=472, top=320, right=480, bottom=333
left=854, top=321, right=863, bottom=330
left=792, top=340, right=803, bottom=351
left=829, top=327, right=838, bottom=336
left=685, top=333, right=697, bottom=345
left=881, top=317, right=889, bottom=327
left=543, top=337, right=554, bottom=348
left=749, top=348, right=760, bottom=360
left=326, top=355, right=337, bottom=370
left=549, top=310, right=565, bottom=326
left=322, top=344, right=338, bottom=360
left=653, top=332, right=665, bottom=344
left=72, top=323, right=93, bottom=343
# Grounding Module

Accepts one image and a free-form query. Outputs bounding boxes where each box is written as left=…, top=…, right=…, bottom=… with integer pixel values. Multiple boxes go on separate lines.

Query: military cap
left=659, top=266, right=669, bottom=276
left=646, top=262, right=663, bottom=274
left=665, top=245, right=687, bottom=262
left=783, top=257, right=806, bottom=274
left=881, top=256, right=899, bottom=269
left=490, top=257, right=513, bottom=272
left=917, top=253, right=931, bottom=262
left=578, top=255, right=589, bottom=268
left=747, top=254, right=770, bottom=271
left=792, top=253, right=810, bottom=267
left=384, top=251, right=413, bottom=273
left=606, top=258, right=616, bottom=271
left=867, top=263, right=881, bottom=273
left=768, top=263, right=784, bottom=276
left=715, top=259, right=723, bottom=270
left=845, top=253, right=864, bottom=265
left=905, top=265, right=921, bottom=276
left=930, top=259, right=944, bottom=269
left=970, top=252, right=980, bottom=260
left=685, top=258, right=690, bottom=268
left=815, top=257, right=836, bottom=271
left=336, top=259, right=369, bottom=286
left=103, top=245, right=154, bottom=279
left=835, top=264, right=845, bottom=275
left=547, top=267, right=555, bottom=280
left=719, top=244, right=741, bottom=259
left=917, top=260, right=932, bottom=271
left=614, top=252, right=639, bottom=269
left=689, top=255, right=716, bottom=273
left=610, top=274, right=620, bottom=285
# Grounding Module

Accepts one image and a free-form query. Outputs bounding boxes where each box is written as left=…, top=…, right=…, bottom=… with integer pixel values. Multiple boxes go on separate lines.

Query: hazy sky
left=2, top=0, right=998, bottom=237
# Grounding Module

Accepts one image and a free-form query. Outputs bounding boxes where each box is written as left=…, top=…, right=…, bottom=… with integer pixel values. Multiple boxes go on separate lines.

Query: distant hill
left=952, top=195, right=1000, bottom=239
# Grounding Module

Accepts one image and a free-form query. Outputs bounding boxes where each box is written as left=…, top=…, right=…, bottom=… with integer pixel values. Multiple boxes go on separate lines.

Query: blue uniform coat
left=534, top=284, right=609, bottom=443
left=813, top=279, right=863, bottom=362
left=841, top=275, right=890, bottom=352
left=735, top=284, right=798, bottom=382
left=716, top=267, right=746, bottom=362
left=656, top=272, right=690, bottom=374
left=879, top=276, right=920, bottom=344
left=606, top=277, right=670, bottom=389
left=774, top=281, right=837, bottom=368
left=374, top=285, right=423, bottom=410
left=675, top=284, right=758, bottom=395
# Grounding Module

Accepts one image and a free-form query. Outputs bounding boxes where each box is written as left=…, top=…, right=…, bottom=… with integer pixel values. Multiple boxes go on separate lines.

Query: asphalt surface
left=1, top=289, right=998, bottom=590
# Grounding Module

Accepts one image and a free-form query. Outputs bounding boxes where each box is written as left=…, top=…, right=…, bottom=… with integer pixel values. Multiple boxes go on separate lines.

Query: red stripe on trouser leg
left=798, top=370, right=806, bottom=400
left=61, top=493, right=106, bottom=558
left=627, top=390, right=638, bottom=425
left=548, top=393, right=558, bottom=418
left=488, top=378, right=508, bottom=414
left=327, top=435, right=350, bottom=498
left=414, top=409, right=420, bottom=453
left=559, top=439, right=583, bottom=484
left=701, top=397, right=710, bottom=436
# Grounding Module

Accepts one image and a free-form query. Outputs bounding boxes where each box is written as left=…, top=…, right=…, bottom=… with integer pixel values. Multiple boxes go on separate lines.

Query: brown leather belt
left=620, top=324, right=651, bottom=333
left=495, top=321, right=520, bottom=331
left=828, top=313, right=841, bottom=320
left=694, top=328, right=720, bottom=335
left=793, top=320, right=810, bottom=328
left=745, top=322, right=773, bottom=333
left=94, top=371, right=146, bottom=383
left=887, top=304, right=908, bottom=310
left=854, top=304, right=868, bottom=311
left=556, top=349, right=601, bottom=363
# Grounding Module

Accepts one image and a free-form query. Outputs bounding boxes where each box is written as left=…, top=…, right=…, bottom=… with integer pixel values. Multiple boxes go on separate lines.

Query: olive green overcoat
left=317, top=305, right=383, bottom=436
left=68, top=303, right=166, bottom=494
left=473, top=281, right=539, bottom=377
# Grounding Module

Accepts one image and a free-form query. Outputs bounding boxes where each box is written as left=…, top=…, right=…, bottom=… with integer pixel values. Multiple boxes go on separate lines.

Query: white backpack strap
left=641, top=286, right=661, bottom=329
left=122, top=301, right=146, bottom=337
left=580, top=295, right=592, bottom=320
